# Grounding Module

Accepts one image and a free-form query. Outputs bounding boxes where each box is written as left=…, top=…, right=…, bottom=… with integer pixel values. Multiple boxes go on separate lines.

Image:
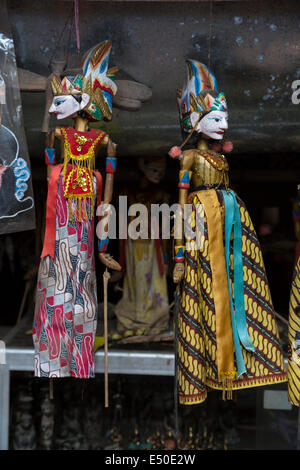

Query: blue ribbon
left=221, top=190, right=256, bottom=377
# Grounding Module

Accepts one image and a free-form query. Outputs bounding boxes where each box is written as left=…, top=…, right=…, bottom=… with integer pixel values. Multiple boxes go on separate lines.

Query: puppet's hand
left=107, top=139, right=117, bottom=157
left=99, top=252, right=122, bottom=271
left=173, top=263, right=184, bottom=283
left=168, top=146, right=183, bottom=160
left=211, top=140, right=233, bottom=154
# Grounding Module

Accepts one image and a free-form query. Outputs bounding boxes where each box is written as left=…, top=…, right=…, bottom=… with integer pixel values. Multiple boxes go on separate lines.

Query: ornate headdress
left=51, top=40, right=118, bottom=121
left=177, top=60, right=227, bottom=133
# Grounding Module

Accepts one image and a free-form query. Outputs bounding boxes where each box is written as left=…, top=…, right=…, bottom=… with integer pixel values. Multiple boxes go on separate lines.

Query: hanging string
left=67, top=7, right=74, bottom=67
left=49, top=2, right=74, bottom=70
left=74, top=0, right=81, bottom=54
left=208, top=0, right=213, bottom=72
left=179, top=115, right=201, bottom=150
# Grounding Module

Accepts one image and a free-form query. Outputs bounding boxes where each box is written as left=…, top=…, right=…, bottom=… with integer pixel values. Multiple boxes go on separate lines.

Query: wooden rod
left=49, top=378, right=54, bottom=400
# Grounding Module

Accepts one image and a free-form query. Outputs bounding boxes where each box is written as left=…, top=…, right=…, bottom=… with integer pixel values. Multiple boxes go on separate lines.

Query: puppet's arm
left=44, top=130, right=56, bottom=180
left=44, top=127, right=64, bottom=180
left=98, top=137, right=121, bottom=271
left=173, top=150, right=194, bottom=283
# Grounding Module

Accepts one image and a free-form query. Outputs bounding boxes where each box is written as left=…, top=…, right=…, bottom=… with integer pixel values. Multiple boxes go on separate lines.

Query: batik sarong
left=178, top=189, right=287, bottom=404
left=33, top=170, right=99, bottom=378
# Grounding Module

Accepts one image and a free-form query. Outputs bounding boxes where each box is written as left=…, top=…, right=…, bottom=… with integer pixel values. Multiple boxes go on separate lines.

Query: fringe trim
left=206, top=372, right=287, bottom=393
left=179, top=390, right=207, bottom=406
left=61, top=127, right=105, bottom=223
left=219, top=372, right=237, bottom=401
left=67, top=196, right=94, bottom=223
left=178, top=373, right=287, bottom=405
left=61, top=127, right=105, bottom=184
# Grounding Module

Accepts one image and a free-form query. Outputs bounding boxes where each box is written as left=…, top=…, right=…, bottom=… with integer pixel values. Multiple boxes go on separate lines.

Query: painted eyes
left=55, top=99, right=66, bottom=106
left=215, top=118, right=229, bottom=123
left=208, top=116, right=223, bottom=123
left=208, top=115, right=228, bottom=123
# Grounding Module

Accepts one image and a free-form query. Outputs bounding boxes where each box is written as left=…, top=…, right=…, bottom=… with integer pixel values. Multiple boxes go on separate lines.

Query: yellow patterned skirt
left=288, top=254, right=300, bottom=406
left=178, top=190, right=287, bottom=405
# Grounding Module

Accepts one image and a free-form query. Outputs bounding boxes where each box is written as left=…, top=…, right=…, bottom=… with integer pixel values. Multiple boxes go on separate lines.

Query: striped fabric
left=178, top=190, right=287, bottom=404
left=33, top=173, right=98, bottom=378
left=288, top=255, right=300, bottom=406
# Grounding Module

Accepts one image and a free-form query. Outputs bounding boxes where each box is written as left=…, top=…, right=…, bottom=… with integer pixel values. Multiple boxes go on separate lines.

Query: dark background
left=1, top=0, right=298, bottom=326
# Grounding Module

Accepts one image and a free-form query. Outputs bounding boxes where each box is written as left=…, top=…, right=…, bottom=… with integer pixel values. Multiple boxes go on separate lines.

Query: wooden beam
left=18, top=68, right=47, bottom=92
left=60, top=1, right=253, bottom=2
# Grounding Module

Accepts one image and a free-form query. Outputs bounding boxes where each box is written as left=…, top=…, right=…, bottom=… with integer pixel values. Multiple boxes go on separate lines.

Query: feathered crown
left=51, top=40, right=118, bottom=121
left=177, top=60, right=227, bottom=133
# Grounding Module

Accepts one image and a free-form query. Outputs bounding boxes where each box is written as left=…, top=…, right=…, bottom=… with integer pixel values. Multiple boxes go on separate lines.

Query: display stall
left=1, top=0, right=300, bottom=452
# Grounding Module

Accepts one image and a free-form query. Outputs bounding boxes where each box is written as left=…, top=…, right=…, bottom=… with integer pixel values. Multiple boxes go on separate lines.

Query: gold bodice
left=175, top=141, right=229, bottom=246
left=191, top=149, right=229, bottom=188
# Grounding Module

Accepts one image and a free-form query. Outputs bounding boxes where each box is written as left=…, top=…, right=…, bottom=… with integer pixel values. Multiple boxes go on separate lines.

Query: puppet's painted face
left=191, top=110, right=228, bottom=140
left=140, top=158, right=166, bottom=184
left=49, top=93, right=90, bottom=120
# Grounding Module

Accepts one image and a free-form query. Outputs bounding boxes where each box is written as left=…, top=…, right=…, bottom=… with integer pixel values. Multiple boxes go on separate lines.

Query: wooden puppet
left=33, top=41, right=121, bottom=379
left=169, top=60, right=287, bottom=404
left=114, top=155, right=170, bottom=337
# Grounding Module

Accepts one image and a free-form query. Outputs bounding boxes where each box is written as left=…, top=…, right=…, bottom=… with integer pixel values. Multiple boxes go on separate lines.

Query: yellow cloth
left=178, top=191, right=287, bottom=405
left=114, top=239, right=169, bottom=335
left=94, top=336, right=105, bottom=352
left=195, top=190, right=235, bottom=382
left=288, top=255, right=300, bottom=406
